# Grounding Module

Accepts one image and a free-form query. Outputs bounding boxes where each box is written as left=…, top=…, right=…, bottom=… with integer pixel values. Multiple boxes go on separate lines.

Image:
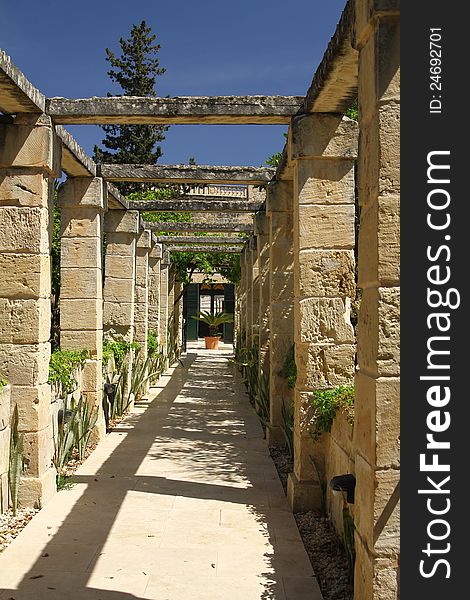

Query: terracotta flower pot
left=204, top=336, right=220, bottom=350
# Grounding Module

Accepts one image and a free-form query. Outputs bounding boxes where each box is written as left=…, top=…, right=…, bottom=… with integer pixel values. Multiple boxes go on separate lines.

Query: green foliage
left=0, top=377, right=7, bottom=390
left=93, top=21, right=167, bottom=195
left=264, top=133, right=288, bottom=168
left=346, top=99, right=358, bottom=121
left=191, top=311, right=234, bottom=336
left=52, top=396, right=98, bottom=480
left=279, top=344, right=297, bottom=389
left=233, top=338, right=270, bottom=431
left=8, top=405, right=24, bottom=516
left=103, top=339, right=139, bottom=371
left=281, top=400, right=294, bottom=460
left=264, top=152, right=282, bottom=167
left=306, top=386, right=355, bottom=440
left=48, top=349, right=89, bottom=396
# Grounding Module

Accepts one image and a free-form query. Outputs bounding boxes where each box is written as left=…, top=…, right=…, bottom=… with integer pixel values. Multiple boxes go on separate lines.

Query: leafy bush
left=48, top=349, right=88, bottom=395
left=0, top=377, right=7, bottom=390
left=306, top=386, right=355, bottom=440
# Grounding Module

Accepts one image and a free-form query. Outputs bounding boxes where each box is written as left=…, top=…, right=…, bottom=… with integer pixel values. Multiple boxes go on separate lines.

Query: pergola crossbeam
left=128, top=198, right=263, bottom=213
left=100, top=164, right=274, bottom=185
left=46, top=95, right=304, bottom=125
left=155, top=235, right=244, bottom=245
left=144, top=221, right=253, bottom=234
left=166, top=244, right=242, bottom=253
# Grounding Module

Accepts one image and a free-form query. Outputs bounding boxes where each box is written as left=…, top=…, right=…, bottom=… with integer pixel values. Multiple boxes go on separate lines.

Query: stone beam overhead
left=154, top=235, right=244, bottom=245
left=106, top=182, right=129, bottom=210
left=100, top=164, right=274, bottom=185
left=145, top=221, right=253, bottom=234
left=46, top=96, right=304, bottom=125
left=0, top=49, right=45, bottom=114
left=302, top=0, right=358, bottom=114
left=55, top=125, right=97, bottom=178
left=167, top=245, right=241, bottom=253
left=127, top=198, right=263, bottom=213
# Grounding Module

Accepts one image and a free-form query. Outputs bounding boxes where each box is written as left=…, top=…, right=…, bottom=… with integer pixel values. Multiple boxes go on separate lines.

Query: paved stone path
left=0, top=346, right=323, bottom=599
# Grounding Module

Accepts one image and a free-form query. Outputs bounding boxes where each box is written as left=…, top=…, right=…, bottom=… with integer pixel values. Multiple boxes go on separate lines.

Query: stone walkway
left=0, top=346, right=323, bottom=599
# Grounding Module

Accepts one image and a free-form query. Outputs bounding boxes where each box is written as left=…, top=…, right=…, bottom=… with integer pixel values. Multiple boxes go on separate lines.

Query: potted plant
left=191, top=311, right=234, bottom=349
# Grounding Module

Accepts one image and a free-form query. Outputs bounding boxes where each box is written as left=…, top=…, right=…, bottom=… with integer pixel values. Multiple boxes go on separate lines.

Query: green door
left=186, top=283, right=199, bottom=340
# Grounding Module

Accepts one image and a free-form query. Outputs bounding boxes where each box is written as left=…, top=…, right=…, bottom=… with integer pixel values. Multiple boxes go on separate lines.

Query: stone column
left=134, top=229, right=151, bottom=359
left=255, top=213, right=270, bottom=389
left=148, top=239, right=162, bottom=341
left=287, top=114, right=357, bottom=512
left=58, top=177, right=106, bottom=440
left=244, top=242, right=253, bottom=348
left=250, top=236, right=260, bottom=347
left=267, top=180, right=295, bottom=445
left=0, top=113, right=61, bottom=506
left=159, top=250, right=170, bottom=357
left=354, top=3, right=400, bottom=598
left=239, top=247, right=248, bottom=347
left=103, top=210, right=139, bottom=343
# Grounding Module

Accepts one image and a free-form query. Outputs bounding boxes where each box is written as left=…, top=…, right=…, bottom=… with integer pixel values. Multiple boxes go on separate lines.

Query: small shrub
left=306, top=386, right=354, bottom=440
left=281, top=400, right=294, bottom=460
left=48, top=349, right=88, bottom=395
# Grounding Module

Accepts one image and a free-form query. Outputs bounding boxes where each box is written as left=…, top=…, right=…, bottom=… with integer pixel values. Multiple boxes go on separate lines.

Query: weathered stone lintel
left=154, top=235, right=244, bottom=245
left=167, top=245, right=241, bottom=253
left=46, top=96, right=305, bottom=125
left=100, top=164, right=274, bottom=185
left=303, top=0, right=358, bottom=114
left=0, top=49, right=46, bottom=114
left=127, top=199, right=263, bottom=213
left=145, top=221, right=253, bottom=234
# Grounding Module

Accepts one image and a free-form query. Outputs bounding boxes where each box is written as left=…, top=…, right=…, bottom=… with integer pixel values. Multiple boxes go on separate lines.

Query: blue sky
left=1, top=0, right=346, bottom=166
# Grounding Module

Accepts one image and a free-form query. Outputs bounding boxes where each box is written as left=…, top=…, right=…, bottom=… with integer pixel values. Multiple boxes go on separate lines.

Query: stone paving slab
left=0, top=348, right=323, bottom=599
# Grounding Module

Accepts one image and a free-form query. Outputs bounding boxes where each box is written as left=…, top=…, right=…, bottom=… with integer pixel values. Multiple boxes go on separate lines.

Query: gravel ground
left=0, top=507, right=39, bottom=553
left=269, top=444, right=353, bottom=600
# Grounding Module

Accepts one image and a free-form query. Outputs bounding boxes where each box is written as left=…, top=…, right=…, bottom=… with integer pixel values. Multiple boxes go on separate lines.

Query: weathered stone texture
left=296, top=159, right=355, bottom=205
left=357, top=286, right=400, bottom=377
left=0, top=171, right=49, bottom=208
left=61, top=237, right=101, bottom=269
left=298, top=250, right=355, bottom=298
left=0, top=254, right=50, bottom=298
left=0, top=206, right=50, bottom=254
left=0, top=298, right=50, bottom=344
left=104, top=209, right=140, bottom=234
left=296, top=342, right=355, bottom=389
left=60, top=299, right=103, bottom=332
left=298, top=298, right=354, bottom=344
left=0, top=118, right=60, bottom=175
left=359, top=194, right=400, bottom=287
left=298, top=204, right=355, bottom=250
left=290, top=114, right=358, bottom=161
left=354, top=374, right=400, bottom=469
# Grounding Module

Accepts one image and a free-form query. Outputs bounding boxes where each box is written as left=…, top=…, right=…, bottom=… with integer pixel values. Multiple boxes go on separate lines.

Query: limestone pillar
left=148, top=239, right=162, bottom=342
left=239, top=247, right=248, bottom=348
left=267, top=180, right=295, bottom=445
left=287, top=114, right=357, bottom=511
left=0, top=113, right=61, bottom=506
left=354, top=3, right=400, bottom=598
left=159, top=250, right=170, bottom=357
left=103, top=210, right=139, bottom=343
left=250, top=236, right=260, bottom=348
left=58, top=177, right=106, bottom=440
left=134, top=229, right=151, bottom=359
left=255, top=213, right=270, bottom=390
left=244, top=242, right=253, bottom=348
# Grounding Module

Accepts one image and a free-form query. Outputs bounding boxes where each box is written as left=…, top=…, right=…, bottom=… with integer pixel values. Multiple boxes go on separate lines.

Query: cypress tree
left=94, top=21, right=167, bottom=194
